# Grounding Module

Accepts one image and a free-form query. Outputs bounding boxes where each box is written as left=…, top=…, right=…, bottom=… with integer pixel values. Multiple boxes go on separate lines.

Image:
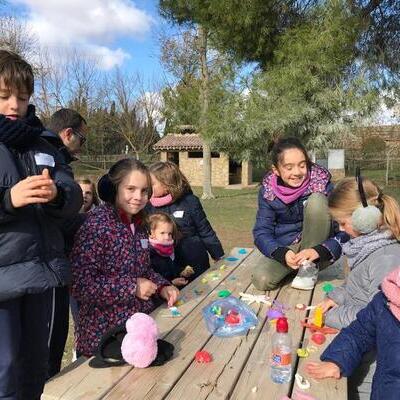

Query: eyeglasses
left=73, top=128, right=86, bottom=146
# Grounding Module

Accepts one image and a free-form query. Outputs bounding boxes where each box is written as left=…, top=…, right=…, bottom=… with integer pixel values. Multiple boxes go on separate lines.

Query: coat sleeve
left=321, top=293, right=382, bottom=377
left=327, top=284, right=347, bottom=305
left=253, top=188, right=280, bottom=257
left=42, top=151, right=83, bottom=219
left=326, top=254, right=399, bottom=329
left=71, top=219, right=138, bottom=306
left=0, top=187, right=19, bottom=224
left=190, top=195, right=224, bottom=260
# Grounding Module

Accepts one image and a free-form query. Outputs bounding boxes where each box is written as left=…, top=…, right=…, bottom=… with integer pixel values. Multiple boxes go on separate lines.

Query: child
left=306, top=266, right=400, bottom=400
left=71, top=158, right=179, bottom=357
left=253, top=137, right=346, bottom=291
left=147, top=161, right=224, bottom=279
left=320, top=176, right=400, bottom=328
left=0, top=50, right=82, bottom=397
left=148, top=212, right=189, bottom=287
left=77, top=177, right=99, bottom=213
left=316, top=175, right=400, bottom=399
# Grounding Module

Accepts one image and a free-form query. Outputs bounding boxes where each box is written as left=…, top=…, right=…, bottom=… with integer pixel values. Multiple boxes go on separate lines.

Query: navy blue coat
left=146, top=192, right=224, bottom=278
left=0, top=115, right=83, bottom=301
left=253, top=165, right=344, bottom=262
left=321, top=291, right=400, bottom=400
left=149, top=248, right=181, bottom=283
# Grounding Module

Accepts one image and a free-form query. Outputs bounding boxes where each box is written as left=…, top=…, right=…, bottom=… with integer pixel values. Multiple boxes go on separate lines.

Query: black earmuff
left=97, top=173, right=116, bottom=203
left=351, top=168, right=382, bottom=234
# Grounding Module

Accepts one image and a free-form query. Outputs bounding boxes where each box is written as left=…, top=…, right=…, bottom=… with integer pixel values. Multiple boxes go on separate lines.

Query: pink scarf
left=381, top=266, right=400, bottom=322
left=270, top=173, right=311, bottom=204
left=150, top=193, right=173, bottom=207
left=149, top=238, right=175, bottom=258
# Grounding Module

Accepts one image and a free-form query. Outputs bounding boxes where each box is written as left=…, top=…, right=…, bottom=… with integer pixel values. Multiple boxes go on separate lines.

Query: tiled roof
left=153, top=134, right=203, bottom=151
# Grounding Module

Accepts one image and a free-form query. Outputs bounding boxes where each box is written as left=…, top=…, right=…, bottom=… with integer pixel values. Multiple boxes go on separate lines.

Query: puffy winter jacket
left=326, top=242, right=400, bottom=329
left=321, top=291, right=400, bottom=400
left=0, top=135, right=82, bottom=301
left=146, top=192, right=224, bottom=277
left=253, top=164, right=344, bottom=262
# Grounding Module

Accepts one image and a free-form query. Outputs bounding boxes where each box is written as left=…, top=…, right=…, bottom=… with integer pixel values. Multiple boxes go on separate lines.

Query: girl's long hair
left=149, top=161, right=191, bottom=201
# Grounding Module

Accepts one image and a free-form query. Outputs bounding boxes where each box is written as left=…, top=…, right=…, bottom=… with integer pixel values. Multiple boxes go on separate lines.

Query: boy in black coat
left=0, top=50, right=82, bottom=399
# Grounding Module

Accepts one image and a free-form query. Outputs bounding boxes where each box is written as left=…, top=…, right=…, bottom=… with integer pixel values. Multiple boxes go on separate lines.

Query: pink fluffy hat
left=89, top=313, right=174, bottom=369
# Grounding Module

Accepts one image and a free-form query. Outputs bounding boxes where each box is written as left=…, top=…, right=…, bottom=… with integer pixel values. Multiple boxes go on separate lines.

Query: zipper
left=28, top=150, right=62, bottom=286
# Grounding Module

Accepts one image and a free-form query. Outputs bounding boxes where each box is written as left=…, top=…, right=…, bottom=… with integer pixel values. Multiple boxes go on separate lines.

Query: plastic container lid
left=276, top=317, right=289, bottom=333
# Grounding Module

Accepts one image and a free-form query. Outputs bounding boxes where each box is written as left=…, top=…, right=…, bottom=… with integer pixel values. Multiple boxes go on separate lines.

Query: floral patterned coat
left=71, top=204, right=169, bottom=356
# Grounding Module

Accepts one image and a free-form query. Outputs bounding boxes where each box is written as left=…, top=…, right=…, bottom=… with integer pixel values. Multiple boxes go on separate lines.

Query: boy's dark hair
left=268, top=137, right=311, bottom=168
left=47, top=108, right=87, bottom=134
left=0, top=50, right=34, bottom=95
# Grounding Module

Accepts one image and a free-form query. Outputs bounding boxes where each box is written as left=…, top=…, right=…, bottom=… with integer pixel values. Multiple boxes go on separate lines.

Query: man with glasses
left=42, top=108, right=87, bottom=379
left=43, top=108, right=87, bottom=166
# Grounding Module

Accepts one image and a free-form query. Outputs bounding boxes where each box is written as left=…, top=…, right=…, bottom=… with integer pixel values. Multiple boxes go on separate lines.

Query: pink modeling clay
left=311, top=332, right=326, bottom=345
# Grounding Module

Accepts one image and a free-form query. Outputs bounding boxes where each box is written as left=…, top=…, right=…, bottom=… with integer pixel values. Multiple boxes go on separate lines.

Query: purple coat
left=71, top=204, right=169, bottom=356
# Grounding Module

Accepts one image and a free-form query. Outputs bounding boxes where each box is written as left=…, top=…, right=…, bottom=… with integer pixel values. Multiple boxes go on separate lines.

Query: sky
left=3, top=0, right=399, bottom=125
left=7, top=0, right=173, bottom=79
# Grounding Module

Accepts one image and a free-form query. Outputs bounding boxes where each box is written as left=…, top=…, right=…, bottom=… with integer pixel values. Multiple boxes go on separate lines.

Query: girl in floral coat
left=71, top=158, right=179, bottom=356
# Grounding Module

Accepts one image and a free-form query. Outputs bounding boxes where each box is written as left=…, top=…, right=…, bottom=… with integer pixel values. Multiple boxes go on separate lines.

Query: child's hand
left=293, top=248, right=319, bottom=264
left=317, top=298, right=337, bottom=313
left=41, top=169, right=58, bottom=202
left=305, top=361, right=341, bottom=379
left=10, top=172, right=56, bottom=208
left=160, top=285, right=179, bottom=307
left=135, top=278, right=157, bottom=301
left=171, top=277, right=188, bottom=287
left=285, top=250, right=299, bottom=269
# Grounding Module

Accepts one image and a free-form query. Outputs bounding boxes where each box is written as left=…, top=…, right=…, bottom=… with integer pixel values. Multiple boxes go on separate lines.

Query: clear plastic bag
left=202, top=296, right=259, bottom=337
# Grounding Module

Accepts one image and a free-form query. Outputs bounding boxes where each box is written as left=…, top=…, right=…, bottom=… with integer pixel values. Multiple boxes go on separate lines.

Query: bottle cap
left=276, top=317, right=288, bottom=333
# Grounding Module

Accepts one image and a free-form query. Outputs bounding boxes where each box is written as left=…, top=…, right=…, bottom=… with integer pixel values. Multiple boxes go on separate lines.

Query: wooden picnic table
left=43, top=248, right=347, bottom=400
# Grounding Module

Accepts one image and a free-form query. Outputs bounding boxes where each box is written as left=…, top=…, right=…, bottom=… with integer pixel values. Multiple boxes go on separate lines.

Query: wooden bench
left=43, top=248, right=347, bottom=399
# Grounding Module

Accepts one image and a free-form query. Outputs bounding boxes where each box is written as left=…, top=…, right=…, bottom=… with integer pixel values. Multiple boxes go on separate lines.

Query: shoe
left=291, top=261, right=318, bottom=290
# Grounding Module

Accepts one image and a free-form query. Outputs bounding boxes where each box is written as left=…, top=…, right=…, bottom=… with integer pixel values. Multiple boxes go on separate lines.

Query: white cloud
left=14, top=0, right=153, bottom=69
left=88, top=45, right=130, bottom=70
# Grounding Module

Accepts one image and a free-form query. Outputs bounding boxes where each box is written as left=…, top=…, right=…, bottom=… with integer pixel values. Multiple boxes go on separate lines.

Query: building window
left=187, top=151, right=220, bottom=158
left=188, top=151, right=203, bottom=158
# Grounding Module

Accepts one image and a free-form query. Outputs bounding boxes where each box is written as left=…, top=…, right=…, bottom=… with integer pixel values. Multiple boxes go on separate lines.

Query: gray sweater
left=326, top=243, right=400, bottom=329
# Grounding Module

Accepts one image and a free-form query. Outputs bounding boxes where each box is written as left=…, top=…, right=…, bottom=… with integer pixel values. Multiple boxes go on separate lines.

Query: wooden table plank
left=103, top=249, right=261, bottom=400
left=42, top=247, right=252, bottom=400
left=229, top=271, right=316, bottom=400
left=163, top=285, right=280, bottom=400
left=294, top=274, right=347, bottom=399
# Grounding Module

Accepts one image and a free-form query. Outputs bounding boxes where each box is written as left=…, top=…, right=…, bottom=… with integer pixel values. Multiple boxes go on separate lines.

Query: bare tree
left=0, top=16, right=38, bottom=61
left=105, top=70, right=160, bottom=159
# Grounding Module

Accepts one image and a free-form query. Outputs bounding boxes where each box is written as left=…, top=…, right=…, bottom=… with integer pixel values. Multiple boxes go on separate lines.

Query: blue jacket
left=0, top=108, right=83, bottom=301
left=253, top=164, right=345, bottom=262
left=146, top=192, right=224, bottom=277
left=149, top=247, right=181, bottom=283
left=321, top=291, right=400, bottom=400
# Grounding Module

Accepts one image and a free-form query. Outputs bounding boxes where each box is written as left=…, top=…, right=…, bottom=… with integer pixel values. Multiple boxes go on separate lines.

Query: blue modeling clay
left=238, top=249, right=247, bottom=254
left=225, top=257, right=239, bottom=262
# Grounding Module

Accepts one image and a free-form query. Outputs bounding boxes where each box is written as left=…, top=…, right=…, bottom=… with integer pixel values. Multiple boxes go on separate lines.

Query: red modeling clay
left=311, top=332, right=326, bottom=345
left=225, top=312, right=240, bottom=325
left=195, top=350, right=212, bottom=363
left=300, top=320, right=338, bottom=334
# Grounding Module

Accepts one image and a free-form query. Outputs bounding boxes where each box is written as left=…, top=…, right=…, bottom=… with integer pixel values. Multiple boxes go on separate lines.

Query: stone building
left=153, top=130, right=253, bottom=188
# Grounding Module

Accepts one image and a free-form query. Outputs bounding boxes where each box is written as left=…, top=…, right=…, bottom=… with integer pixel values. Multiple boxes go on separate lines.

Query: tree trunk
left=386, top=153, right=389, bottom=186
left=198, top=25, right=214, bottom=199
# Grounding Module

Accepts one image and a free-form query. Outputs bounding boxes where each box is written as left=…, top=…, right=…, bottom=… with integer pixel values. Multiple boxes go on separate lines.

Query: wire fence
left=346, top=157, right=400, bottom=185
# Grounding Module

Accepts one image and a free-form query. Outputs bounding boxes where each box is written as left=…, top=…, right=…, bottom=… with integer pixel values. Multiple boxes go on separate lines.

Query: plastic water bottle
left=270, top=317, right=292, bottom=383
